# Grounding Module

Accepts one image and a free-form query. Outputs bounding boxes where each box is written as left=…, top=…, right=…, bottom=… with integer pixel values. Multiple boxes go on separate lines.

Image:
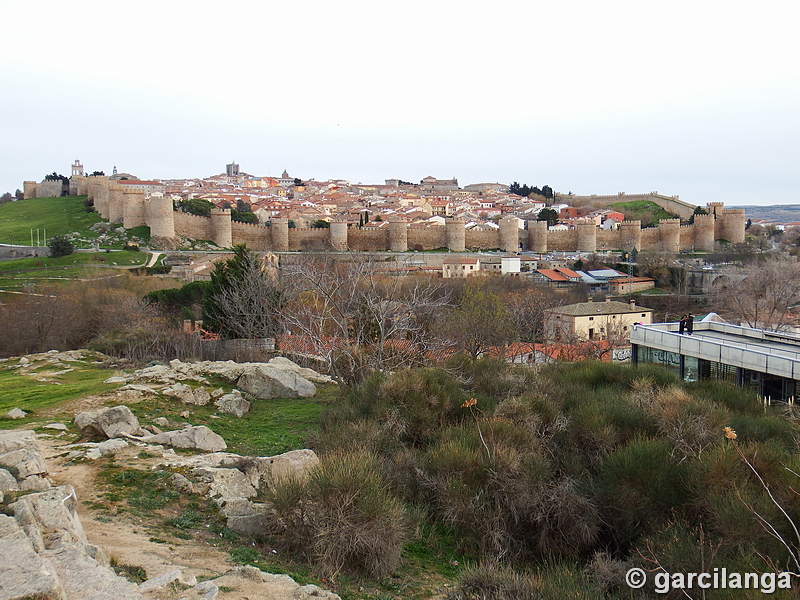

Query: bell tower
left=71, top=159, right=84, bottom=177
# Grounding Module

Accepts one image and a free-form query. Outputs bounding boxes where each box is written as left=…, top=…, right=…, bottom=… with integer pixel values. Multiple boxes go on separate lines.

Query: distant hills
left=734, top=205, right=800, bottom=223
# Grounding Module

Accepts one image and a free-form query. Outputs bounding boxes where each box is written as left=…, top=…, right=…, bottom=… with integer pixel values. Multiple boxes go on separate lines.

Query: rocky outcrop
left=214, top=390, right=251, bottom=417
left=0, top=430, right=145, bottom=600
left=144, top=425, right=227, bottom=452
left=73, top=406, right=142, bottom=440
left=237, top=365, right=316, bottom=399
left=0, top=429, right=53, bottom=493
left=106, top=357, right=332, bottom=401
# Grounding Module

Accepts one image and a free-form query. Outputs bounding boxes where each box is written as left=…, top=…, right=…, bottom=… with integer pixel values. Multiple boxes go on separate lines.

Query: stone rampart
left=349, top=229, right=390, bottom=252
left=408, top=227, right=447, bottom=251
left=547, top=229, right=578, bottom=252
left=289, top=229, right=330, bottom=251
left=230, top=221, right=270, bottom=250
left=173, top=210, right=210, bottom=240
left=122, top=190, right=146, bottom=229
left=465, top=229, right=501, bottom=250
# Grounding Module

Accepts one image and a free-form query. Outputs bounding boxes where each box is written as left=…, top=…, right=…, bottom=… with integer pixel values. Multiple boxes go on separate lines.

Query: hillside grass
left=129, top=382, right=336, bottom=456
left=610, top=200, right=678, bottom=227
left=0, top=196, right=102, bottom=245
left=0, top=196, right=151, bottom=249
left=0, top=251, right=149, bottom=293
left=0, top=360, right=116, bottom=428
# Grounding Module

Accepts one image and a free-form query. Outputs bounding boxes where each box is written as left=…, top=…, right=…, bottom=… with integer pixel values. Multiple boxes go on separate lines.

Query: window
left=589, top=316, right=594, bottom=321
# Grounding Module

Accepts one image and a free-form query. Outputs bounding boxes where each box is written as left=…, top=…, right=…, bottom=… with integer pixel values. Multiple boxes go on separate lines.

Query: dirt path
left=37, top=433, right=286, bottom=600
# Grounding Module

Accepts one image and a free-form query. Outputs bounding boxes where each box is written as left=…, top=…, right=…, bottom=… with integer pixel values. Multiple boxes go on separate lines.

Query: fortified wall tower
left=329, top=218, right=349, bottom=251
left=107, top=183, right=125, bottom=224
left=210, top=208, right=233, bottom=248
left=576, top=220, right=597, bottom=252
left=23, top=181, right=37, bottom=200
left=618, top=220, right=642, bottom=251
left=145, top=195, right=175, bottom=239
left=122, top=190, right=146, bottom=229
left=527, top=220, right=548, bottom=253
left=271, top=217, right=289, bottom=252
left=388, top=217, right=409, bottom=252
left=499, top=216, right=519, bottom=252
left=692, top=213, right=715, bottom=252
left=446, top=217, right=466, bottom=252
left=659, top=218, right=681, bottom=253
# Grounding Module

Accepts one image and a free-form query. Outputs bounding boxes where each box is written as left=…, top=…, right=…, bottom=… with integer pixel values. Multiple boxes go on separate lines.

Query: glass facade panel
left=639, top=346, right=680, bottom=374
left=709, top=361, right=737, bottom=385
left=683, top=356, right=699, bottom=382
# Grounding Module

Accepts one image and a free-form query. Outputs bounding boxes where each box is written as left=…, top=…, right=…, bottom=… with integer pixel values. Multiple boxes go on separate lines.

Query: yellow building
left=547, top=298, right=653, bottom=342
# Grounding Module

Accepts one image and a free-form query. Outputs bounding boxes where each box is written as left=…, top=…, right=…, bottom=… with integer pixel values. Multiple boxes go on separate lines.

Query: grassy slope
left=0, top=357, right=455, bottom=599
left=610, top=200, right=678, bottom=226
left=0, top=251, right=148, bottom=292
left=0, top=359, right=116, bottom=428
left=0, top=196, right=102, bottom=245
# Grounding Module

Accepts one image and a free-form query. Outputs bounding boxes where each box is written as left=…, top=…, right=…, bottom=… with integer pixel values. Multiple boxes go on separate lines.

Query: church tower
left=71, top=159, right=84, bottom=177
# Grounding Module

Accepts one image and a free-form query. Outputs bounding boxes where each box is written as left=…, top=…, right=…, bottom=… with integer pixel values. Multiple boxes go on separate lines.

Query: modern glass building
left=630, top=321, right=800, bottom=401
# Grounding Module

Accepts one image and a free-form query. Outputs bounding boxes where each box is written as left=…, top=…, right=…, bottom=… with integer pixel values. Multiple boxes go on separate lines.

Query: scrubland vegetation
left=260, top=360, right=800, bottom=598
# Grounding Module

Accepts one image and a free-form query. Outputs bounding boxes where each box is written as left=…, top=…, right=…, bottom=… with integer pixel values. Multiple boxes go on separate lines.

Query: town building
left=630, top=321, right=800, bottom=400
left=547, top=298, right=653, bottom=342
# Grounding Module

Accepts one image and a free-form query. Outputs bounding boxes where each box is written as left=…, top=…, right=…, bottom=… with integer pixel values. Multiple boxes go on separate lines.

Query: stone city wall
left=465, top=229, right=502, bottom=250
left=230, top=221, right=271, bottom=251
left=21, top=177, right=744, bottom=254
left=173, top=211, right=212, bottom=241
left=407, top=228, right=447, bottom=251
left=348, top=229, right=391, bottom=252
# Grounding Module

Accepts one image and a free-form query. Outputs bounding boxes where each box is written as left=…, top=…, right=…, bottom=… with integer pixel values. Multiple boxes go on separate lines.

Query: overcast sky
left=2, top=1, right=798, bottom=206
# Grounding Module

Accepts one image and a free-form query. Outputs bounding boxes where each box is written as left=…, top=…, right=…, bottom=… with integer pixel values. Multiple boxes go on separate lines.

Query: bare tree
left=437, top=283, right=517, bottom=360
left=712, top=258, right=800, bottom=331
left=282, top=254, right=450, bottom=384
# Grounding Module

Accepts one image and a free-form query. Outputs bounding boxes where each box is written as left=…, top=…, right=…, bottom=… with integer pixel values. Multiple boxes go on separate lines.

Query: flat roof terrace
left=630, top=321, right=800, bottom=381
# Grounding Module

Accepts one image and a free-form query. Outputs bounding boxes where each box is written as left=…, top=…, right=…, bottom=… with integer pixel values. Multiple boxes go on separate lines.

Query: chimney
left=605, top=296, right=611, bottom=302
left=630, top=299, right=636, bottom=308
left=587, top=297, right=593, bottom=303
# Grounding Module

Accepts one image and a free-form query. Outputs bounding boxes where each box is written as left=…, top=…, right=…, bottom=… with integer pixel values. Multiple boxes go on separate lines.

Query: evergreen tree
left=48, top=235, right=74, bottom=257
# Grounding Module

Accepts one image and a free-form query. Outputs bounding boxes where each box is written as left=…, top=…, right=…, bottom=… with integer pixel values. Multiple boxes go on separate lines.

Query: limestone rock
left=5, top=407, right=27, bottom=420
left=244, top=449, right=319, bottom=491
left=161, top=383, right=195, bottom=403
left=0, top=430, right=38, bottom=454
left=214, top=390, right=251, bottom=417
left=0, top=516, right=66, bottom=600
left=98, top=438, right=129, bottom=456
left=192, top=386, right=211, bottom=406
left=44, top=423, right=69, bottom=431
left=10, top=485, right=87, bottom=550
left=267, top=356, right=335, bottom=384
left=18, top=475, right=52, bottom=492
left=45, top=544, right=145, bottom=600
left=191, top=467, right=257, bottom=499
left=0, top=467, right=19, bottom=493
left=0, top=448, right=48, bottom=479
left=158, top=451, right=243, bottom=471
left=145, top=425, right=227, bottom=452
left=73, top=405, right=141, bottom=440
left=153, top=417, right=170, bottom=427
left=237, top=365, right=316, bottom=399
left=139, top=568, right=196, bottom=593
